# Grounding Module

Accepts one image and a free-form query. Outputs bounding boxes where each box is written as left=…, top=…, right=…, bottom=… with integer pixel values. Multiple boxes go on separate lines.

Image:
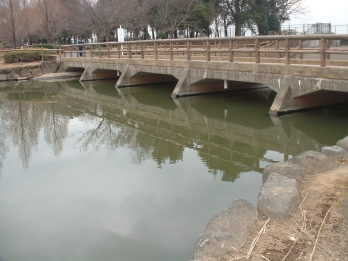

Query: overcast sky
left=290, top=0, right=348, bottom=25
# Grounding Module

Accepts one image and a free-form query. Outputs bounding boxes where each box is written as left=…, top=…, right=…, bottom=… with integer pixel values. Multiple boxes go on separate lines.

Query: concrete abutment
left=270, top=85, right=348, bottom=116
left=116, top=65, right=177, bottom=88
left=80, top=67, right=118, bottom=81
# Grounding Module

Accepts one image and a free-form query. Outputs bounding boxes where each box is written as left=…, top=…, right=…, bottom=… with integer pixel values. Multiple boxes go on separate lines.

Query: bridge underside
left=63, top=58, right=348, bottom=115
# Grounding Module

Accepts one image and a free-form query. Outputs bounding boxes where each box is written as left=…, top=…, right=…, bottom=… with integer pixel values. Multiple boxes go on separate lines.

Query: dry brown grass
left=222, top=164, right=348, bottom=261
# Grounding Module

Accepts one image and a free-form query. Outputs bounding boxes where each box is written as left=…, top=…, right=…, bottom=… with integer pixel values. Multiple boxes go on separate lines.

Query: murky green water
left=0, top=80, right=348, bottom=261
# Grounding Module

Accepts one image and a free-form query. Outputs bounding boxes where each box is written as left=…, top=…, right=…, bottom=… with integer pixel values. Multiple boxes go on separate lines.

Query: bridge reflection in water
left=62, top=81, right=325, bottom=182
left=1, top=80, right=341, bottom=182
left=1, top=81, right=348, bottom=261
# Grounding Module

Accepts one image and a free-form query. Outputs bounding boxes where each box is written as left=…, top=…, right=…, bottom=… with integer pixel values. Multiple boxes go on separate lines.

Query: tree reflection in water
left=2, top=80, right=346, bottom=181
left=77, top=112, right=184, bottom=167
left=0, top=101, right=8, bottom=176
left=0, top=90, right=69, bottom=168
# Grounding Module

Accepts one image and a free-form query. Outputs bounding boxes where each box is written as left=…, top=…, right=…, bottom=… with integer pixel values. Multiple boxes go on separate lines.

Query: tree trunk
left=257, top=24, right=267, bottom=35
left=223, top=18, right=228, bottom=37
left=235, top=23, right=242, bottom=36
left=214, top=18, right=219, bottom=38
left=151, top=27, right=155, bottom=40
left=42, top=0, right=51, bottom=42
left=9, top=0, right=17, bottom=48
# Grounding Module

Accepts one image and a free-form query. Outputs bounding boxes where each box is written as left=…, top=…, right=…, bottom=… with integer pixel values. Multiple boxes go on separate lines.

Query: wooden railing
left=62, top=35, right=348, bottom=67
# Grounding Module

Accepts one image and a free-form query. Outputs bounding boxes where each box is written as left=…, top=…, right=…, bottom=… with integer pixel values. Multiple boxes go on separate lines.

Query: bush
left=3, top=50, right=47, bottom=63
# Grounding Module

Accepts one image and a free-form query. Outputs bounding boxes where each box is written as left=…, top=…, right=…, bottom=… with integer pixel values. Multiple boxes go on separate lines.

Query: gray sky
left=290, top=0, right=348, bottom=25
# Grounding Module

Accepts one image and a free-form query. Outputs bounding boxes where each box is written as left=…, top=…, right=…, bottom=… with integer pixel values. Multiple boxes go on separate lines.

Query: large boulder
left=290, top=150, right=335, bottom=174
left=321, top=145, right=348, bottom=158
left=264, top=161, right=305, bottom=182
left=337, top=136, right=348, bottom=151
left=194, top=200, right=257, bottom=260
left=258, top=173, right=300, bottom=219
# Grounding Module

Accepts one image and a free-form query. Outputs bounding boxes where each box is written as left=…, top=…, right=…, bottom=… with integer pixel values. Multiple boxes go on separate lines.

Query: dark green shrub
left=3, top=50, right=48, bottom=63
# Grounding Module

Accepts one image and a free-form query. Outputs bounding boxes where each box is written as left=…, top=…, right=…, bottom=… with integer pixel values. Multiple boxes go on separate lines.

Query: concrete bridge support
left=171, top=69, right=267, bottom=98
left=270, top=78, right=348, bottom=115
left=116, top=65, right=177, bottom=88
left=171, top=69, right=226, bottom=98
left=80, top=67, right=118, bottom=81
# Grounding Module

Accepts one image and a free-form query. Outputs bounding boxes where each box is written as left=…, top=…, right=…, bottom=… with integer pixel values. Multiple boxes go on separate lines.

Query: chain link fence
left=281, top=24, right=348, bottom=35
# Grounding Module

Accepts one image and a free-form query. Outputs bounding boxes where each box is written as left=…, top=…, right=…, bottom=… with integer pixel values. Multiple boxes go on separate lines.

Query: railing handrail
left=0, top=48, right=62, bottom=53
left=62, top=34, right=348, bottom=48
left=60, top=34, right=348, bottom=69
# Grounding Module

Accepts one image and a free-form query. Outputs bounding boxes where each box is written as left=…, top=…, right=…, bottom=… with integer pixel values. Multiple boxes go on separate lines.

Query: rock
left=194, top=200, right=257, bottom=260
left=264, top=161, right=305, bottom=181
left=290, top=150, right=335, bottom=174
left=258, top=173, right=300, bottom=219
left=321, top=146, right=348, bottom=158
left=337, top=136, right=348, bottom=151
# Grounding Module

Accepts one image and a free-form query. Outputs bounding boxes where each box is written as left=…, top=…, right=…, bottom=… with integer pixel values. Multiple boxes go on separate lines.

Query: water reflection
left=57, top=81, right=324, bottom=181
left=0, top=81, right=348, bottom=261
left=1, top=80, right=348, bottom=178
left=0, top=101, right=8, bottom=176
left=0, top=84, right=69, bottom=168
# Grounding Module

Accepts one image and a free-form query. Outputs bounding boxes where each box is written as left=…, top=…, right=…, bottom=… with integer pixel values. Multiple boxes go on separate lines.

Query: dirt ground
left=0, top=60, right=41, bottom=70
left=222, top=162, right=348, bottom=261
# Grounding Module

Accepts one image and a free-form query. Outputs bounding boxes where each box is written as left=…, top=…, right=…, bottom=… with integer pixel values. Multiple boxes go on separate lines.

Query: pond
left=0, top=80, right=347, bottom=261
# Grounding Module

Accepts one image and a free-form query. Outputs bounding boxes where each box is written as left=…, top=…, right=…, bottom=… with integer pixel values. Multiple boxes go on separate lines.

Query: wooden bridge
left=60, top=34, right=348, bottom=115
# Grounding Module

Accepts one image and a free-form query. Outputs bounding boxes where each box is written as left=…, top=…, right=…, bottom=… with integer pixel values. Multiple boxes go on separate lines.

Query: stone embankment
left=194, top=137, right=348, bottom=261
left=33, top=72, right=82, bottom=81
left=0, top=61, right=59, bottom=81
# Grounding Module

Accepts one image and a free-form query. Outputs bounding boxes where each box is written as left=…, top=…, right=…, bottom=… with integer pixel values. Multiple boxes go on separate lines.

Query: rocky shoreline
left=194, top=136, right=348, bottom=261
left=0, top=61, right=59, bottom=81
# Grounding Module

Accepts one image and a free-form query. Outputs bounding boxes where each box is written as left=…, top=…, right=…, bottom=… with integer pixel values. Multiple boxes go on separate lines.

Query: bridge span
left=61, top=34, right=348, bottom=115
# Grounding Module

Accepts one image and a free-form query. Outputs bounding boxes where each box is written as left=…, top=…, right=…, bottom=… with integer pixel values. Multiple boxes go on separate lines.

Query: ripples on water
left=0, top=81, right=347, bottom=261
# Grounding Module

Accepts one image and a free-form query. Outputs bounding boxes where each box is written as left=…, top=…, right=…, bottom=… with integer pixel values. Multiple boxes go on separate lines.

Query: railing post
left=276, top=39, right=280, bottom=59
left=285, top=37, right=290, bottom=65
left=255, top=38, right=260, bottom=63
left=170, top=41, right=174, bottom=61
left=128, top=42, right=132, bottom=59
left=229, top=39, right=234, bottom=62
left=320, top=38, right=326, bottom=67
left=107, top=45, right=111, bottom=58
left=118, top=44, right=121, bottom=59
left=206, top=39, right=211, bottom=62
left=154, top=41, right=158, bottom=60
left=141, top=42, right=145, bottom=59
left=327, top=39, right=331, bottom=62
left=187, top=40, right=191, bottom=61
left=299, top=39, right=303, bottom=60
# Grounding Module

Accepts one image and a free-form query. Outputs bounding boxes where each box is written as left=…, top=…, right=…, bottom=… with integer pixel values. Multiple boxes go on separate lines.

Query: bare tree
left=220, top=0, right=250, bottom=36
left=8, top=0, right=17, bottom=47
left=0, top=0, right=18, bottom=47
